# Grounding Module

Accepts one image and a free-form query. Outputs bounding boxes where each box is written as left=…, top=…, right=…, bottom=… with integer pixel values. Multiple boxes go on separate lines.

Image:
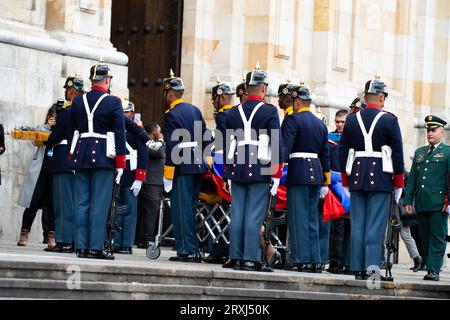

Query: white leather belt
left=355, top=151, right=383, bottom=158
left=178, top=142, right=198, bottom=149
left=56, top=140, right=68, bottom=146
left=237, top=140, right=259, bottom=147
left=80, top=133, right=108, bottom=139
left=290, top=152, right=318, bottom=159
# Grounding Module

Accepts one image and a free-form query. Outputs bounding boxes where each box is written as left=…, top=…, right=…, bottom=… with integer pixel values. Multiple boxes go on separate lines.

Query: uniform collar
left=219, top=105, right=233, bottom=113
left=92, top=86, right=108, bottom=93
left=247, top=95, right=265, bottom=102
left=430, top=141, right=443, bottom=149
left=366, top=103, right=382, bottom=109
left=298, top=107, right=310, bottom=113
left=63, top=100, right=72, bottom=109
left=284, top=106, right=294, bottom=116
left=166, top=99, right=184, bottom=114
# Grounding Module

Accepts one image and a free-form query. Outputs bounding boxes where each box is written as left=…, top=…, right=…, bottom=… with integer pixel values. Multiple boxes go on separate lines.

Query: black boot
left=411, top=256, right=423, bottom=272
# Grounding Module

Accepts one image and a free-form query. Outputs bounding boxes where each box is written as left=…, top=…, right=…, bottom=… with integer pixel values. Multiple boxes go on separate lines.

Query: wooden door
left=111, top=0, right=183, bottom=127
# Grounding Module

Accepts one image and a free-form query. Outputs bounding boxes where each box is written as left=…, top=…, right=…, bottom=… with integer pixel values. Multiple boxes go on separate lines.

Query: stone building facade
left=0, top=0, right=449, bottom=264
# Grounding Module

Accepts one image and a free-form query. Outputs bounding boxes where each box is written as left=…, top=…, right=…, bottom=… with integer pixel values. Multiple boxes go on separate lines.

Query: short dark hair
left=172, top=90, right=184, bottom=99
left=335, top=109, right=349, bottom=118
left=144, top=122, right=160, bottom=135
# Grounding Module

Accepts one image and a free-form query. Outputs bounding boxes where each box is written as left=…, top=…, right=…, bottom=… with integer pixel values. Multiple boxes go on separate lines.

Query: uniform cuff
left=271, top=164, right=284, bottom=179
left=323, top=172, right=331, bottom=186
left=206, top=156, right=213, bottom=169
left=116, top=155, right=126, bottom=169
left=393, top=174, right=404, bottom=189
left=164, top=166, right=175, bottom=180
left=135, top=169, right=147, bottom=181
left=341, top=173, right=349, bottom=187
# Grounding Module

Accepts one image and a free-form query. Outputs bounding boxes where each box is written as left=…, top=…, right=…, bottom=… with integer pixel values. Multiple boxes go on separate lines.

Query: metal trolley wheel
left=146, top=244, right=161, bottom=260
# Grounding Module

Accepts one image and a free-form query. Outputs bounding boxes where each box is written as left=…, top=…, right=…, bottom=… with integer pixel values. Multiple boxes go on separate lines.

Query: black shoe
left=116, top=247, right=133, bottom=255
left=445, top=235, right=450, bottom=242
left=242, top=261, right=261, bottom=272
left=87, top=250, right=115, bottom=260
left=222, top=259, right=234, bottom=269
left=169, top=253, right=202, bottom=263
left=326, top=261, right=339, bottom=273
left=267, top=251, right=282, bottom=269
left=203, top=254, right=226, bottom=264
left=76, top=249, right=89, bottom=259
left=233, top=260, right=243, bottom=270
left=354, top=271, right=367, bottom=280
left=411, top=256, right=423, bottom=273
left=296, top=264, right=307, bottom=272
left=314, top=264, right=324, bottom=274
left=424, top=271, right=440, bottom=281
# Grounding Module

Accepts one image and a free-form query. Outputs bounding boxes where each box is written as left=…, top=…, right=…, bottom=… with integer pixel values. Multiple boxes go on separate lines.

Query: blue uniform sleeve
left=135, top=137, right=149, bottom=181
left=268, top=107, right=283, bottom=177
left=319, top=124, right=331, bottom=185
left=387, top=116, right=405, bottom=175
left=281, top=115, right=297, bottom=164
left=124, top=117, right=151, bottom=145
left=111, top=97, right=127, bottom=168
left=163, top=112, right=179, bottom=179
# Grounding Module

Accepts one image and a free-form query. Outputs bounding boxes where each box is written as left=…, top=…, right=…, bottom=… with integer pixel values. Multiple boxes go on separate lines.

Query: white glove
left=270, top=178, right=280, bottom=196
left=320, top=186, right=329, bottom=200
left=394, top=188, right=402, bottom=204
left=115, top=169, right=124, bottom=185
left=343, top=187, right=350, bottom=198
left=164, top=178, right=173, bottom=194
left=146, top=140, right=163, bottom=151
left=228, top=180, right=232, bottom=196
left=130, top=180, right=143, bottom=197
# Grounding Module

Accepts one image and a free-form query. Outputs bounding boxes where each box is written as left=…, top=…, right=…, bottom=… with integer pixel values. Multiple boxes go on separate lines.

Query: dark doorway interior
left=111, top=0, right=183, bottom=127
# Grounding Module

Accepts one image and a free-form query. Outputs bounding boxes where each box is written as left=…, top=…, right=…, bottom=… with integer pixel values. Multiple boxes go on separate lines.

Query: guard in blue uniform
left=68, top=60, right=127, bottom=260
left=45, top=75, right=85, bottom=253
left=163, top=70, right=210, bottom=263
left=278, top=81, right=296, bottom=127
left=339, top=79, right=405, bottom=280
left=225, top=65, right=283, bottom=272
left=113, top=100, right=149, bottom=255
left=203, top=80, right=235, bottom=264
left=282, top=85, right=331, bottom=273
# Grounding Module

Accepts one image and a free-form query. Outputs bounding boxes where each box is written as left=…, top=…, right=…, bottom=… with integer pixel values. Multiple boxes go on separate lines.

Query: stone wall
left=0, top=0, right=127, bottom=244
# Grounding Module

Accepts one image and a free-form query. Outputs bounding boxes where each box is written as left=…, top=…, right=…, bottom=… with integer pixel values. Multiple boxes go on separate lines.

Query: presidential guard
left=282, top=85, right=331, bottom=273
left=203, top=79, right=235, bottom=264
left=404, top=116, right=450, bottom=281
left=339, top=78, right=404, bottom=280
left=45, top=75, right=85, bottom=253
left=224, top=64, right=283, bottom=272
left=113, top=99, right=149, bottom=255
left=68, top=59, right=127, bottom=260
left=163, top=70, right=210, bottom=263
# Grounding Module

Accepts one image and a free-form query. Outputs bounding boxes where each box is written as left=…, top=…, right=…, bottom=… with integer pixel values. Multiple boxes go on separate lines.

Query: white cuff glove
left=320, top=186, right=329, bottom=200
left=343, top=187, right=350, bottom=198
left=130, top=180, right=143, bottom=197
left=228, top=180, right=232, bottom=196
left=115, top=168, right=124, bottom=185
left=270, top=178, right=280, bottom=196
left=164, top=178, right=173, bottom=194
left=394, top=188, right=402, bottom=204
left=146, top=140, right=163, bottom=151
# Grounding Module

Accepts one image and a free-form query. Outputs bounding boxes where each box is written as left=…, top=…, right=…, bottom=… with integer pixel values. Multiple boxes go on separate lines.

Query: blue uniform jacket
left=164, top=100, right=210, bottom=180
left=68, top=87, right=127, bottom=171
left=338, top=105, right=404, bottom=192
left=225, top=97, right=283, bottom=183
left=120, top=130, right=149, bottom=187
left=47, top=105, right=72, bottom=175
left=282, top=109, right=330, bottom=186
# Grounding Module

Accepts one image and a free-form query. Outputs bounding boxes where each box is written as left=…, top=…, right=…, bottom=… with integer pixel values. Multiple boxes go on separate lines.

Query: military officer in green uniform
left=404, top=115, right=450, bottom=281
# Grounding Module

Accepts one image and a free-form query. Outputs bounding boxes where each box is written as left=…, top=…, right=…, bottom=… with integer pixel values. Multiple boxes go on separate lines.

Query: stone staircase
left=0, top=244, right=449, bottom=300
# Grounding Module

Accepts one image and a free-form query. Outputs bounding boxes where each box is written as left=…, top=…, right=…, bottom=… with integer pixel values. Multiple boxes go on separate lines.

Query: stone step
left=0, top=278, right=429, bottom=300
left=0, top=259, right=448, bottom=300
